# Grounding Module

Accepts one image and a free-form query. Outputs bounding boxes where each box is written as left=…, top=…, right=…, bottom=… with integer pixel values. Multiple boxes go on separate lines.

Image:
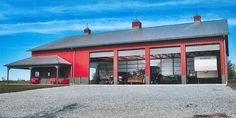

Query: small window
left=35, top=71, right=40, bottom=77
left=47, top=72, right=51, bottom=77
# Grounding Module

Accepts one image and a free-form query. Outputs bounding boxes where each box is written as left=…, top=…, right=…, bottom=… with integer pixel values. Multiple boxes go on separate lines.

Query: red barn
left=6, top=15, right=229, bottom=84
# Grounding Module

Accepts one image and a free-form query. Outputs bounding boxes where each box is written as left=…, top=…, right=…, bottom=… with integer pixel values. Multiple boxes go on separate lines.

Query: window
left=35, top=71, right=40, bottom=77
left=47, top=72, right=51, bottom=77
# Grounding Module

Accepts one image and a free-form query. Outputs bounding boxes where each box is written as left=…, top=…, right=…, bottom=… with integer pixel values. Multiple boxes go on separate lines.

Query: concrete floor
left=0, top=85, right=236, bottom=118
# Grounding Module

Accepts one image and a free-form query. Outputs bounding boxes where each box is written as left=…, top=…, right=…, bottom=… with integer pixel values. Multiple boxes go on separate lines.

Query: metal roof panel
left=6, top=55, right=71, bottom=68
left=30, top=19, right=228, bottom=51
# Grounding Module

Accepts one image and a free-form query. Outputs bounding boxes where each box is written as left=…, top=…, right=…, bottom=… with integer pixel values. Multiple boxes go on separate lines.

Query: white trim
left=186, top=44, right=220, bottom=52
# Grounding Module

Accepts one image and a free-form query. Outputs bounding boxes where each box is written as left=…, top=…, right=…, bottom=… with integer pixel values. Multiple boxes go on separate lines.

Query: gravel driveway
left=0, top=85, right=236, bottom=118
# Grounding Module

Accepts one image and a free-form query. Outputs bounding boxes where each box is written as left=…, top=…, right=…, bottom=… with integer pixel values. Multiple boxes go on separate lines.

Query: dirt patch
left=186, top=103, right=198, bottom=108
left=28, top=103, right=88, bottom=118
left=228, top=83, right=236, bottom=90
left=56, top=103, right=78, bottom=113
left=192, top=113, right=230, bottom=118
left=227, top=79, right=236, bottom=90
left=28, top=103, right=78, bottom=118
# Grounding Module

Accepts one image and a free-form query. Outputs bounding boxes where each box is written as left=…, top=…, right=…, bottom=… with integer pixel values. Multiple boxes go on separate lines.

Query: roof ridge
left=66, top=19, right=228, bottom=38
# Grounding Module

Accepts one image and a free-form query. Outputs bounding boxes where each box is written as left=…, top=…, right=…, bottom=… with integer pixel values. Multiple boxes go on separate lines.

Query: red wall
left=32, top=67, right=56, bottom=78
left=32, top=50, right=73, bottom=77
left=32, top=49, right=89, bottom=78
left=75, top=50, right=89, bottom=78
left=32, top=37, right=227, bottom=79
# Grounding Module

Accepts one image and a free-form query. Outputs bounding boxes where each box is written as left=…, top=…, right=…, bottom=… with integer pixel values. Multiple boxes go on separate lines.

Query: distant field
left=0, top=80, right=66, bottom=94
left=0, top=80, right=29, bottom=85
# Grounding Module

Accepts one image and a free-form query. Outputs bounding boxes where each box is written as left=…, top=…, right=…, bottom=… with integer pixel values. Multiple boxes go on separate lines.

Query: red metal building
left=6, top=15, right=229, bottom=84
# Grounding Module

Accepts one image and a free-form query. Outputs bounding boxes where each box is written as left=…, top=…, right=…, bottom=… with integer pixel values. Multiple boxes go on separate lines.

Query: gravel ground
left=0, top=85, right=236, bottom=118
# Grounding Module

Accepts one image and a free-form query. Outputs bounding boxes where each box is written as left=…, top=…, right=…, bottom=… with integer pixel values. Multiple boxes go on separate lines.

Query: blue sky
left=0, top=0, right=236, bottom=80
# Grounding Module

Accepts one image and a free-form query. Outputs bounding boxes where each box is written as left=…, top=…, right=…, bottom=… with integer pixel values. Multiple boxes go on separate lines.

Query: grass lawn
left=0, top=80, right=66, bottom=94
left=227, top=79, right=236, bottom=90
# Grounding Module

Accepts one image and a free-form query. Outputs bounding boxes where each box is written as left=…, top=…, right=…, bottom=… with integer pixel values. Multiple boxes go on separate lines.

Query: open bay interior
left=88, top=44, right=222, bottom=84
left=186, top=44, right=221, bottom=84
left=150, top=47, right=181, bottom=84
left=89, top=51, right=114, bottom=84
left=118, top=49, right=146, bottom=84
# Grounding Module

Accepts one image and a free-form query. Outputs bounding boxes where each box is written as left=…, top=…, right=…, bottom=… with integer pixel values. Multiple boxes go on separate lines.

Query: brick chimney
left=84, top=27, right=91, bottom=35
left=193, top=14, right=201, bottom=23
left=132, top=19, right=142, bottom=29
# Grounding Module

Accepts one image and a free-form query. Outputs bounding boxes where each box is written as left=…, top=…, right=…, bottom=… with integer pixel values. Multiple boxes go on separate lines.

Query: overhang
left=5, top=55, right=71, bottom=69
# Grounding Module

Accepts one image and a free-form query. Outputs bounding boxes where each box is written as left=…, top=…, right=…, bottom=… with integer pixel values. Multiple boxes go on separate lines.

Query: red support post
left=220, top=41, right=226, bottom=83
left=145, top=47, right=150, bottom=84
left=180, top=44, right=187, bottom=84
left=113, top=49, right=118, bottom=84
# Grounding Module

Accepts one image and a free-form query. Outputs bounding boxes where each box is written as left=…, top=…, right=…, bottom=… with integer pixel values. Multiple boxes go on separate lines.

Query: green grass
left=0, top=80, right=30, bottom=85
left=227, top=79, right=236, bottom=90
left=0, top=80, right=66, bottom=94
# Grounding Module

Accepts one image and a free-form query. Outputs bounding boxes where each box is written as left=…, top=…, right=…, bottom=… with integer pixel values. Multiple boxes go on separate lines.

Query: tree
left=228, top=60, right=236, bottom=80
left=1, top=77, right=5, bottom=81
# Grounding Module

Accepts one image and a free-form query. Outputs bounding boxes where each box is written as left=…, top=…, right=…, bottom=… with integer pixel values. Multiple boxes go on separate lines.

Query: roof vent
left=84, top=26, right=91, bottom=35
left=132, top=19, right=142, bottom=29
left=193, top=14, right=201, bottom=23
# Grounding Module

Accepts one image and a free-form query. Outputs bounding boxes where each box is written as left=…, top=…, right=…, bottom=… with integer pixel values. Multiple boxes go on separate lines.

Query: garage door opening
left=150, top=47, right=181, bottom=84
left=118, top=49, right=146, bottom=84
left=186, top=44, right=221, bottom=84
left=89, top=51, right=114, bottom=84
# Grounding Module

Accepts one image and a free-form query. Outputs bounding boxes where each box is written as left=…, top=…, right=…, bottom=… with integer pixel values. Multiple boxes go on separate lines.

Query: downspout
left=223, top=35, right=228, bottom=84
left=70, top=48, right=76, bottom=85
left=73, top=48, right=76, bottom=84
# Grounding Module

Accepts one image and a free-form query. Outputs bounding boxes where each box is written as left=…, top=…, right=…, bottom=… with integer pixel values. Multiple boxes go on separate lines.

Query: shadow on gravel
left=192, top=113, right=230, bottom=118
left=28, top=103, right=78, bottom=118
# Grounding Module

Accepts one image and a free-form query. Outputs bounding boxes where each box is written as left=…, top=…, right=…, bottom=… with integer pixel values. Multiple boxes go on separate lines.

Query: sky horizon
left=0, top=0, right=235, bottom=80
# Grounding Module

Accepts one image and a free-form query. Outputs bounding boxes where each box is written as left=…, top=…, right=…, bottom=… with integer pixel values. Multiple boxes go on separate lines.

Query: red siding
left=32, top=50, right=73, bottom=77
left=75, top=50, right=89, bottom=78
left=113, top=49, right=118, bottom=77
left=32, top=67, right=56, bottom=78
left=220, top=40, right=226, bottom=75
left=180, top=44, right=186, bottom=76
left=145, top=47, right=150, bottom=76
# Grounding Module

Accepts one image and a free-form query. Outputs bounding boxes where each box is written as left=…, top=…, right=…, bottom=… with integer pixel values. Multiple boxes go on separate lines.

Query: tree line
left=228, top=60, right=236, bottom=80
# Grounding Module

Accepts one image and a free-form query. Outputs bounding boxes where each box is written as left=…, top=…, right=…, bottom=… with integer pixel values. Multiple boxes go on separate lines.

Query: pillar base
left=181, top=75, right=187, bottom=84
left=221, top=75, right=226, bottom=84
left=70, top=77, right=89, bottom=84
left=114, top=76, right=118, bottom=85
left=80, top=78, right=89, bottom=84
left=145, top=76, right=150, bottom=84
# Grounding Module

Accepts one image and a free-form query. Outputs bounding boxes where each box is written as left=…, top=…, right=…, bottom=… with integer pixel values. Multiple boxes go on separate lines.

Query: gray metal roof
left=30, top=19, right=228, bottom=51
left=6, top=55, right=71, bottom=68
